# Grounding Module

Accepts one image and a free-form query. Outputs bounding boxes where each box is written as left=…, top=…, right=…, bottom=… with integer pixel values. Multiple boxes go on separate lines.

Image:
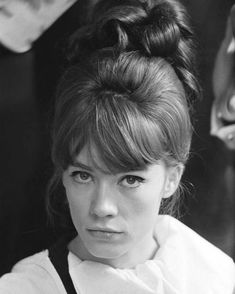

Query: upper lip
left=87, top=227, right=122, bottom=233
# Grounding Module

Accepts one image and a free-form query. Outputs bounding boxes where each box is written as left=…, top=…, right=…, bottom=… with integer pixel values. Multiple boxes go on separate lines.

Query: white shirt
left=0, top=215, right=234, bottom=294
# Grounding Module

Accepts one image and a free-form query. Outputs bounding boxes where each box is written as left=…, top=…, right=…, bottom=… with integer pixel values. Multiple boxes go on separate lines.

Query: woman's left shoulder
left=165, top=215, right=234, bottom=264
left=155, top=215, right=235, bottom=292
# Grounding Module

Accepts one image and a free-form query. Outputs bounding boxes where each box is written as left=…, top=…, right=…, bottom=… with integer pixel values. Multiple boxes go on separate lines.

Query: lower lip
left=87, top=230, right=124, bottom=241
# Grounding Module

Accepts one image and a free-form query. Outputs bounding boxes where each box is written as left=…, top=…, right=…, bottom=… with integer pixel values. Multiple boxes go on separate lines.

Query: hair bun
left=135, top=1, right=181, bottom=57
left=92, top=0, right=184, bottom=58
left=66, top=0, right=143, bottom=63
left=67, top=0, right=192, bottom=62
left=66, top=0, right=199, bottom=108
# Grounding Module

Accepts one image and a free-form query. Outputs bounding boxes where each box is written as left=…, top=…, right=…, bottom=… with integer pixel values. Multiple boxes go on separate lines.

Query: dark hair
left=47, top=0, right=200, bottom=226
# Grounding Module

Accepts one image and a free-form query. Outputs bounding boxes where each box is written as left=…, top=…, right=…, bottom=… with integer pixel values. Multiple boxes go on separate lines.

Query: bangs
left=68, top=92, right=169, bottom=173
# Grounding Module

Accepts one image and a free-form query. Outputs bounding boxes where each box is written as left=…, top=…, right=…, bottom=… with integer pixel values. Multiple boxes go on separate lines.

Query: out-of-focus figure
left=210, top=3, right=235, bottom=259
left=211, top=4, right=235, bottom=150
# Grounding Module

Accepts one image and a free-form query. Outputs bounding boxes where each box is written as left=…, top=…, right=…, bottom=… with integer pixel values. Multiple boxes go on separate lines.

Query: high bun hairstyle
left=48, top=0, right=200, bottom=223
left=68, top=0, right=199, bottom=108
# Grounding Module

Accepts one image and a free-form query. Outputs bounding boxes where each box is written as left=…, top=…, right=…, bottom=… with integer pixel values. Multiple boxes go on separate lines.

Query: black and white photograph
left=0, top=0, right=234, bottom=293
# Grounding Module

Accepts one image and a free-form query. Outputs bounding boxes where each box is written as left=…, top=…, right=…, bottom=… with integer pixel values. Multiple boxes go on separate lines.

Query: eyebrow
left=127, top=165, right=148, bottom=172
left=71, top=161, right=93, bottom=172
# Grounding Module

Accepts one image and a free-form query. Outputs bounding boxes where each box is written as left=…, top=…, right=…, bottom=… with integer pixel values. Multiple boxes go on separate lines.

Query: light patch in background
left=0, top=0, right=77, bottom=53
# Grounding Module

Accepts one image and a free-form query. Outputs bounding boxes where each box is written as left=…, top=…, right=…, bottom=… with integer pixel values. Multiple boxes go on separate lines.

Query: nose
left=90, top=182, right=118, bottom=218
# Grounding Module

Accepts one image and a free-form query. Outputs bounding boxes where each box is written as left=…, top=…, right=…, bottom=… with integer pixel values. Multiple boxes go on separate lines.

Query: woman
left=0, top=0, right=234, bottom=293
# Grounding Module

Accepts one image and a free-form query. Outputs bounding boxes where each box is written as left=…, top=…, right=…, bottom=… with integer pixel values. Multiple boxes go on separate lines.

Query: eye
left=120, top=175, right=145, bottom=188
left=71, top=171, right=92, bottom=184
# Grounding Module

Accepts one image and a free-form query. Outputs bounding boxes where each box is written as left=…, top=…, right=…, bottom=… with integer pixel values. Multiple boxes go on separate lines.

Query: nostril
left=90, top=208, right=117, bottom=218
left=90, top=198, right=118, bottom=218
left=90, top=183, right=118, bottom=217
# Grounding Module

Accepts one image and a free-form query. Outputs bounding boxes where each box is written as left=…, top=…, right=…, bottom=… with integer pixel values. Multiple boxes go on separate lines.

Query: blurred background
left=0, top=0, right=234, bottom=275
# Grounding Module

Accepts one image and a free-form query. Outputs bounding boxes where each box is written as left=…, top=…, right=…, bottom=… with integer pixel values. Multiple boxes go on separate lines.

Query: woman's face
left=62, top=145, right=181, bottom=268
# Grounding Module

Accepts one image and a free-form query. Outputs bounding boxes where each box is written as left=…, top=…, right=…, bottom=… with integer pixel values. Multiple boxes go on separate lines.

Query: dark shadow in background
left=0, top=0, right=234, bottom=276
left=0, top=1, right=86, bottom=275
left=182, top=0, right=235, bottom=258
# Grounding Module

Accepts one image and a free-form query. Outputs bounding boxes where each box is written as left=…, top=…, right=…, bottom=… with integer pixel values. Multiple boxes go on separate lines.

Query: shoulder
left=155, top=215, right=235, bottom=293
left=0, top=250, right=66, bottom=294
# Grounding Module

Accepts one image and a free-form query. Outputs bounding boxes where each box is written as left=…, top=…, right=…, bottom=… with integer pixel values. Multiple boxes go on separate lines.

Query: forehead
left=73, top=143, right=150, bottom=174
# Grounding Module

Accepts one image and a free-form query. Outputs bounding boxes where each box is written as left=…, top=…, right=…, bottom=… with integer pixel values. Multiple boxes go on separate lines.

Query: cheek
left=125, top=198, right=159, bottom=241
left=138, top=182, right=164, bottom=208
left=124, top=184, right=163, bottom=223
left=65, top=186, right=91, bottom=225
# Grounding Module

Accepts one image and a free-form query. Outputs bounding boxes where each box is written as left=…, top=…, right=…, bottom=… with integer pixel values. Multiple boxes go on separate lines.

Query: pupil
left=81, top=172, right=89, bottom=180
left=127, top=176, right=135, bottom=184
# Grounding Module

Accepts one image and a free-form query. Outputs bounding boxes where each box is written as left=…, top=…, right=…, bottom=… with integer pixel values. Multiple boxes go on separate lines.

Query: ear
left=62, top=172, right=66, bottom=188
left=162, top=164, right=184, bottom=199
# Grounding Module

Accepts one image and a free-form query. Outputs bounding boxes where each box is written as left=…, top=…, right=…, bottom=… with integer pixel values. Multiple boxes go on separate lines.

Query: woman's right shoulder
left=0, top=250, right=66, bottom=294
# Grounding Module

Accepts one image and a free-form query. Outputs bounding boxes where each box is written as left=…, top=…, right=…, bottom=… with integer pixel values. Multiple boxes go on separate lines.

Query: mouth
left=87, top=228, right=124, bottom=240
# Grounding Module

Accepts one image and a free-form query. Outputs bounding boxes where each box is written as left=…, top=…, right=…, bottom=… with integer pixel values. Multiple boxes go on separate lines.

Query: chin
left=87, top=243, right=128, bottom=260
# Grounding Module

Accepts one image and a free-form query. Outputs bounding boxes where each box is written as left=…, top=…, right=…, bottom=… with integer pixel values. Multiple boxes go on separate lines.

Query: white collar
left=68, top=215, right=235, bottom=294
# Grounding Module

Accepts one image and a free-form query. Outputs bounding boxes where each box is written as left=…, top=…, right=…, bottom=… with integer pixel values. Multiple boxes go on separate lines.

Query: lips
left=87, top=227, right=124, bottom=240
left=87, top=227, right=122, bottom=233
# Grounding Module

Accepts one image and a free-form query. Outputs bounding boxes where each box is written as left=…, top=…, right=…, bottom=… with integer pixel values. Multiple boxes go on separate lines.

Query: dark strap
left=48, top=235, right=77, bottom=294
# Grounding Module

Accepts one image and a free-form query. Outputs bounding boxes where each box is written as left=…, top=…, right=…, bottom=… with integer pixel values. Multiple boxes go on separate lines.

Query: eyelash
left=121, top=175, right=145, bottom=185
left=70, top=171, right=145, bottom=187
left=71, top=171, right=92, bottom=184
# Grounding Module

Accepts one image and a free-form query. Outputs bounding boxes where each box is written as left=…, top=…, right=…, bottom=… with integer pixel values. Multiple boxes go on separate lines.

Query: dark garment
left=48, top=235, right=77, bottom=294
